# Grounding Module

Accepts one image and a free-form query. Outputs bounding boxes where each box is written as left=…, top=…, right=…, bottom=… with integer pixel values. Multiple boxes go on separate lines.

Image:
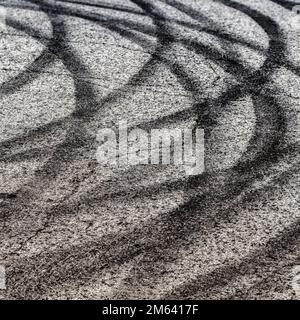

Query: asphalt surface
left=0, top=0, right=299, bottom=299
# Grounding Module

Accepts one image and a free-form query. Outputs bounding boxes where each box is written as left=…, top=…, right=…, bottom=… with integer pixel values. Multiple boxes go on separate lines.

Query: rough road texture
left=0, top=0, right=299, bottom=300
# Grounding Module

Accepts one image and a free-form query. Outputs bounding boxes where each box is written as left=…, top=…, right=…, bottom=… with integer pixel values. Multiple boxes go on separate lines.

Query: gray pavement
left=0, top=0, right=299, bottom=299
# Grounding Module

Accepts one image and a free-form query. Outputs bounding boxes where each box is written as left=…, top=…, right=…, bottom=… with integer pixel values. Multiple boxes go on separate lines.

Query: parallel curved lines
left=1, top=0, right=207, bottom=264
left=0, top=0, right=299, bottom=299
